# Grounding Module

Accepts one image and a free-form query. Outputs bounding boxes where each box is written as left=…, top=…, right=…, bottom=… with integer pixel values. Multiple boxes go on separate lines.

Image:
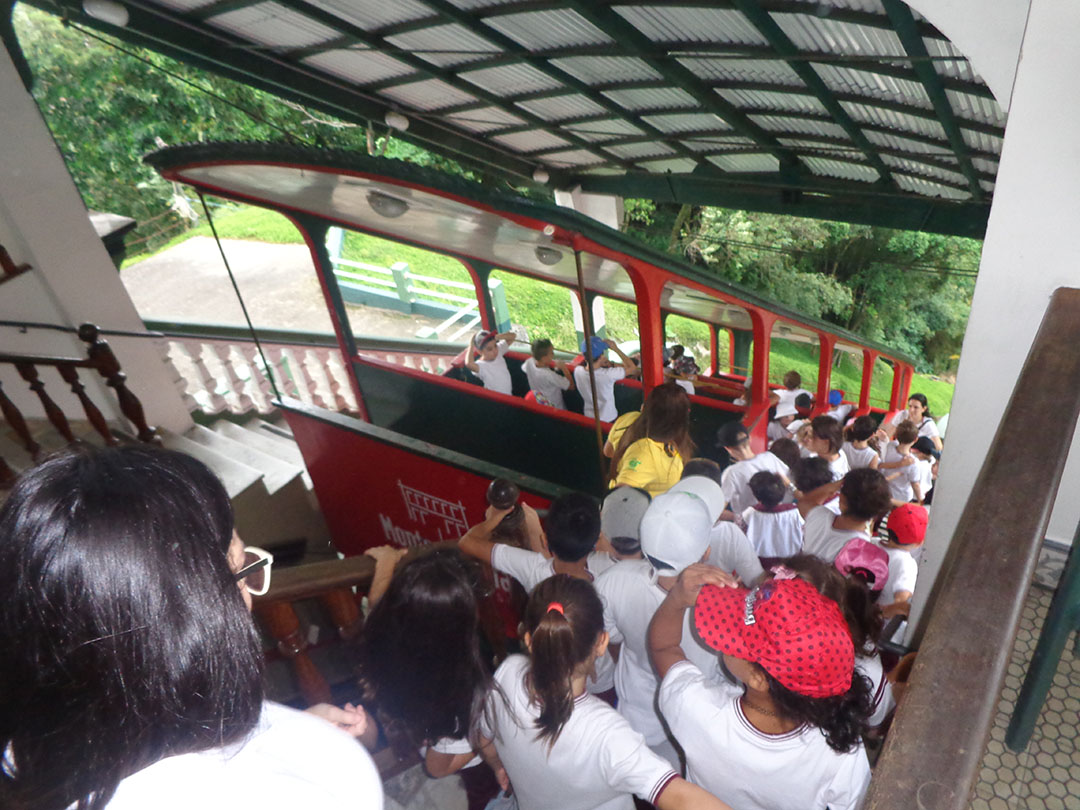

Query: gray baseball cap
left=601, top=486, right=651, bottom=542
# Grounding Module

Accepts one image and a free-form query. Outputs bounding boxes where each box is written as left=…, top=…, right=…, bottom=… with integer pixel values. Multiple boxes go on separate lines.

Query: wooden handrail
left=255, top=554, right=376, bottom=604
left=867, top=287, right=1080, bottom=810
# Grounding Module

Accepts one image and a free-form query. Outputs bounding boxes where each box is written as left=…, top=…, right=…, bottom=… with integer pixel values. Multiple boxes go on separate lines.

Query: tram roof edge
left=145, top=140, right=921, bottom=366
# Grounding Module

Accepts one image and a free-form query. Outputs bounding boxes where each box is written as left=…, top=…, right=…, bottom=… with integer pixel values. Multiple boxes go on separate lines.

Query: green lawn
left=126, top=203, right=955, bottom=414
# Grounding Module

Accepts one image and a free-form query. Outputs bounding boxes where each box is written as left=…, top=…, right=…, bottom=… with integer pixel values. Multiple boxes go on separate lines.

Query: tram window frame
left=868, top=356, right=898, bottom=412
left=768, top=321, right=820, bottom=401
left=664, top=313, right=712, bottom=374
left=487, top=268, right=579, bottom=356
left=832, top=341, right=866, bottom=414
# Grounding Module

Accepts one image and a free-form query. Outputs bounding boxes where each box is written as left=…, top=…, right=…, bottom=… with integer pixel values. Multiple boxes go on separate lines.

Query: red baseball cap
left=473, top=330, right=496, bottom=350
left=693, top=577, right=854, bottom=698
left=887, top=503, right=928, bottom=545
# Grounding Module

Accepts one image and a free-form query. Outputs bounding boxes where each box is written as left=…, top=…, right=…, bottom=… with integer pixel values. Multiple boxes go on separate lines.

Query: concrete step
left=159, top=428, right=266, bottom=501
left=184, top=424, right=303, bottom=496
left=213, top=419, right=311, bottom=488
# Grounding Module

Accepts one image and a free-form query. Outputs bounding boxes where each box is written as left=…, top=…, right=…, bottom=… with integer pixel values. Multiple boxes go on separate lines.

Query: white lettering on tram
left=379, top=513, right=427, bottom=548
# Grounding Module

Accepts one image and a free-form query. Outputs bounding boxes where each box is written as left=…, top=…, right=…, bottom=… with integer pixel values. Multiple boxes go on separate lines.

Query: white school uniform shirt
left=857, top=652, right=897, bottom=728
left=821, top=494, right=843, bottom=516
left=574, top=364, right=626, bottom=423
left=659, top=661, right=871, bottom=810
left=674, top=378, right=695, bottom=396
left=594, top=559, right=721, bottom=747
left=429, top=736, right=481, bottom=769
left=767, top=420, right=792, bottom=446
left=720, top=452, right=790, bottom=516
left=776, top=388, right=812, bottom=411
left=890, top=411, right=940, bottom=441
left=879, top=543, right=918, bottom=601
left=522, top=357, right=570, bottom=409
left=481, top=655, right=678, bottom=810
left=490, top=544, right=617, bottom=692
left=104, top=702, right=382, bottom=810
left=915, top=457, right=934, bottom=495
left=708, top=521, right=765, bottom=585
left=842, top=442, right=878, bottom=471
left=475, top=340, right=513, bottom=395
left=826, top=453, right=850, bottom=482
left=882, top=443, right=920, bottom=502
left=827, top=403, right=855, bottom=424
left=741, top=505, right=805, bottom=558
left=801, top=506, right=872, bottom=562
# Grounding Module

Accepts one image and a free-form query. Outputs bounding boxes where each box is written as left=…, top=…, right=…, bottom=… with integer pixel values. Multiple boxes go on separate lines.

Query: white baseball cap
left=667, top=476, right=726, bottom=523
left=640, top=490, right=713, bottom=575
left=775, top=401, right=798, bottom=419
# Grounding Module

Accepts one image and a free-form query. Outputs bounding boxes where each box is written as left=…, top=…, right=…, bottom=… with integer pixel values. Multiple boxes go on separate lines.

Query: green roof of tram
left=10, top=0, right=1002, bottom=238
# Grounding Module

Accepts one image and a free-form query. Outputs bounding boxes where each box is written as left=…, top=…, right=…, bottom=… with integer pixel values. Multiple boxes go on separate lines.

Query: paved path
left=122, top=237, right=441, bottom=339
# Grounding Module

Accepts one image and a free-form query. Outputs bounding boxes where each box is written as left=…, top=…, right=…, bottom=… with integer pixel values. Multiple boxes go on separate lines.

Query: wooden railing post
left=15, top=363, right=74, bottom=443
left=57, top=363, right=116, bottom=446
left=77, top=324, right=157, bottom=443
left=0, top=380, right=41, bottom=459
left=254, top=600, right=333, bottom=706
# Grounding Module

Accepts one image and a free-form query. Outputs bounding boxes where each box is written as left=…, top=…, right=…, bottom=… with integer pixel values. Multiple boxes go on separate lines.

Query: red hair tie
left=546, top=602, right=565, bottom=616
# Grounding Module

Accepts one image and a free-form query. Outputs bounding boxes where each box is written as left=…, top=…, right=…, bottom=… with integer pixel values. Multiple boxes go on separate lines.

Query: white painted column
left=0, top=43, right=192, bottom=433
left=907, top=0, right=1080, bottom=635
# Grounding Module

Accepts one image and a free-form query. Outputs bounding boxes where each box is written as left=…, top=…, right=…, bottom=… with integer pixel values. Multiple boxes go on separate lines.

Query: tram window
left=597, top=296, right=638, bottom=349
left=832, top=342, right=866, bottom=413
left=769, top=322, right=819, bottom=399
left=664, top=314, right=711, bottom=371
left=868, top=357, right=897, bottom=411
left=328, top=227, right=478, bottom=340
left=488, top=270, right=577, bottom=354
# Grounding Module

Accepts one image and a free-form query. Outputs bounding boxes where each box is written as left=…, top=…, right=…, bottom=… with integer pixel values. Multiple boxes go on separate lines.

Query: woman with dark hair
left=610, top=382, right=694, bottom=495
left=480, top=575, right=734, bottom=810
left=0, top=445, right=379, bottom=810
left=883, top=393, right=942, bottom=452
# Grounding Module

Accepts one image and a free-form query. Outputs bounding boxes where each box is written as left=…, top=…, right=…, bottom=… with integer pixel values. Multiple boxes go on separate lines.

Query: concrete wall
left=0, top=43, right=192, bottom=434
left=905, top=0, right=1080, bottom=636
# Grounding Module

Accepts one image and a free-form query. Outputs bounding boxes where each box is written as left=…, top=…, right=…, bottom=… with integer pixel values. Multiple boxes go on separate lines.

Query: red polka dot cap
left=693, top=577, right=854, bottom=698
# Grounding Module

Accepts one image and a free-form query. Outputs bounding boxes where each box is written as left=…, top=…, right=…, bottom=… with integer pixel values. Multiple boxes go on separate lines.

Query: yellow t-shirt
left=606, top=411, right=640, bottom=452
left=612, top=438, right=684, bottom=496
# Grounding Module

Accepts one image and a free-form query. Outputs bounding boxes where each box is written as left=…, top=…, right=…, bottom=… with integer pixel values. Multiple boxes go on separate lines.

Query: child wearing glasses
left=479, top=575, right=735, bottom=810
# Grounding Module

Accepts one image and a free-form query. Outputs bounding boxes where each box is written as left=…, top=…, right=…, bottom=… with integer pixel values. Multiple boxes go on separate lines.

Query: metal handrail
left=867, top=287, right=1080, bottom=810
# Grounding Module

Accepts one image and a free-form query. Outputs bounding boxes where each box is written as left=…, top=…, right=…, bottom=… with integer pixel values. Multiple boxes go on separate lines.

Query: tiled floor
left=969, top=556, right=1080, bottom=810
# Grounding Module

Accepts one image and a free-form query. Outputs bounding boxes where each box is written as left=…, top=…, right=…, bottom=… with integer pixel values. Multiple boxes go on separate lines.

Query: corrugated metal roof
left=384, top=24, right=501, bottom=70
left=379, top=79, right=479, bottom=111
left=961, top=129, right=1003, bottom=156
left=304, top=0, right=432, bottom=31
left=460, top=63, right=563, bottom=97
left=980, top=180, right=995, bottom=193
left=923, top=36, right=984, bottom=84
left=548, top=56, right=662, bottom=86
left=303, top=50, right=415, bottom=86
left=970, top=157, right=998, bottom=175
left=210, top=3, right=338, bottom=50
left=443, top=0, right=520, bottom=9
left=812, top=64, right=931, bottom=109
left=803, top=156, right=879, bottom=183
left=863, top=129, right=954, bottom=156
left=682, top=135, right=757, bottom=152
left=817, top=0, right=889, bottom=12
left=562, top=118, right=646, bottom=140
left=770, top=13, right=904, bottom=57
left=444, top=106, right=526, bottom=133
left=715, top=88, right=828, bottom=115
left=540, top=149, right=606, bottom=167
left=515, top=94, right=609, bottom=122
left=945, top=90, right=1007, bottom=128
left=893, top=173, right=971, bottom=200
left=613, top=6, right=769, bottom=46
left=840, top=102, right=948, bottom=140
left=749, top=116, right=851, bottom=140
left=604, top=141, right=676, bottom=160
left=674, top=56, right=801, bottom=85
left=637, top=157, right=699, bottom=173
left=491, top=129, right=572, bottom=153
left=881, top=155, right=967, bottom=187
left=642, top=113, right=732, bottom=134
left=602, top=86, right=699, bottom=111
left=153, top=0, right=219, bottom=11
left=707, top=153, right=782, bottom=173
left=484, top=9, right=613, bottom=49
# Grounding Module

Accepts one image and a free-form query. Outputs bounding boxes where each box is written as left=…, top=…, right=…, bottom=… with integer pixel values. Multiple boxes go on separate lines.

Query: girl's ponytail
left=524, top=576, right=604, bottom=746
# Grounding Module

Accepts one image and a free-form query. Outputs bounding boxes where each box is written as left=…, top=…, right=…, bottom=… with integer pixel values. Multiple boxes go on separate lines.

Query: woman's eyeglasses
left=234, top=546, right=274, bottom=596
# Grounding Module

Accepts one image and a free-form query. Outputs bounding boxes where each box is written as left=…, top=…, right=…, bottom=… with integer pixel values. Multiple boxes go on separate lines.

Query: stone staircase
left=0, top=415, right=331, bottom=559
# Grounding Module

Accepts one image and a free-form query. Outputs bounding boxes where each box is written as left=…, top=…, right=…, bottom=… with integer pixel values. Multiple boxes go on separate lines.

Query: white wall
left=905, top=0, right=1080, bottom=636
left=0, top=43, right=192, bottom=434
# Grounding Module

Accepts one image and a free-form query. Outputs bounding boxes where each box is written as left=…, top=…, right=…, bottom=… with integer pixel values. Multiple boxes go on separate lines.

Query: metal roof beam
left=189, top=0, right=262, bottom=22
left=731, top=0, right=896, bottom=186
left=882, top=0, right=984, bottom=200
left=572, top=172, right=989, bottom=238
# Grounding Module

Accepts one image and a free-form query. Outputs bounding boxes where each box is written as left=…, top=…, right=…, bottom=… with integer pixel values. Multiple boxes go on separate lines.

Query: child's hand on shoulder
left=670, top=563, right=738, bottom=609
left=306, top=701, right=368, bottom=738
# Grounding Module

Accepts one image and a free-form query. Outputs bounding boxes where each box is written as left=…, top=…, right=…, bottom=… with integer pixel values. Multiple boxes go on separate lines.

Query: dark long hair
left=0, top=446, right=262, bottom=810
left=356, top=547, right=491, bottom=745
left=763, top=668, right=873, bottom=753
left=908, top=393, right=932, bottom=419
left=524, top=576, right=604, bottom=746
left=610, top=382, right=693, bottom=480
left=781, top=554, right=883, bottom=651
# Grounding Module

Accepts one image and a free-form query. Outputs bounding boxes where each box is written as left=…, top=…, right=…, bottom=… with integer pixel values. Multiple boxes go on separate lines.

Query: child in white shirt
left=466, top=329, right=517, bottom=395
left=523, top=338, right=573, bottom=409
left=574, top=336, right=637, bottom=423
left=742, top=471, right=804, bottom=558
left=841, top=416, right=881, bottom=471
left=808, top=416, right=849, bottom=482
left=802, top=468, right=893, bottom=562
left=879, top=421, right=922, bottom=505
left=910, top=437, right=938, bottom=502
left=716, top=422, right=791, bottom=517
left=877, top=503, right=929, bottom=608
left=480, top=576, right=734, bottom=810
left=767, top=401, right=798, bottom=447
left=649, top=570, right=872, bottom=810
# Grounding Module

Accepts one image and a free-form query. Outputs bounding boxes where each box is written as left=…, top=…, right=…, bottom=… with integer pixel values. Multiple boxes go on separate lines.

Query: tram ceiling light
left=534, top=245, right=563, bottom=266
left=533, top=167, right=550, bottom=184
left=367, top=190, right=409, bottom=219
left=83, top=0, right=128, bottom=26
left=384, top=111, right=409, bottom=132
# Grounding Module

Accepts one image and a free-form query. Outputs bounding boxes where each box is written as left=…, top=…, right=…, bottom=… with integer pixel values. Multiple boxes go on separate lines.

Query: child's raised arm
left=648, top=564, right=737, bottom=680
left=606, top=339, right=637, bottom=375
left=458, top=506, right=515, bottom=566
